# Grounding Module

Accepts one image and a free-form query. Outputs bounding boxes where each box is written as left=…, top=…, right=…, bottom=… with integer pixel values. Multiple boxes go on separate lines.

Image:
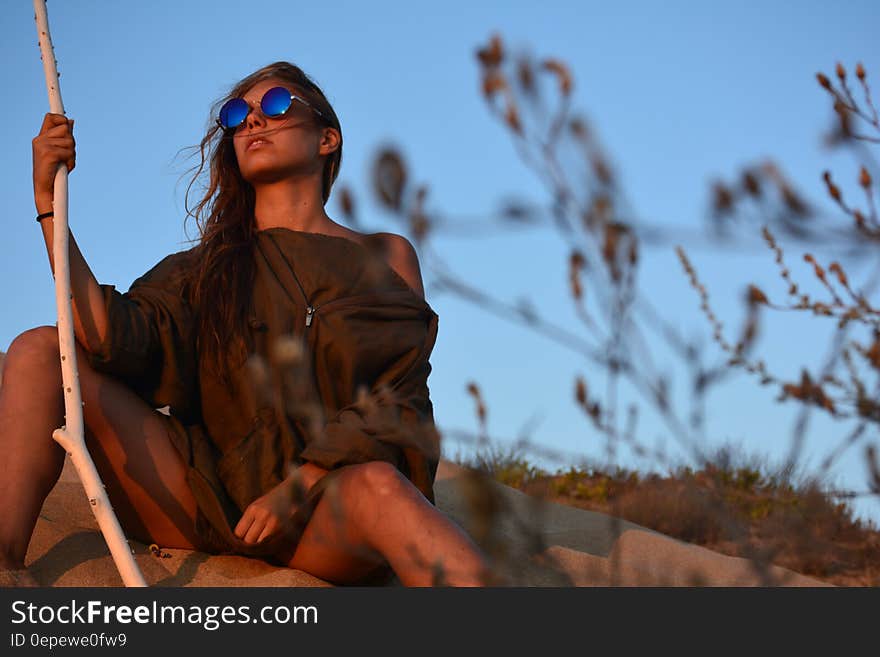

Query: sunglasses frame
left=217, top=86, right=326, bottom=130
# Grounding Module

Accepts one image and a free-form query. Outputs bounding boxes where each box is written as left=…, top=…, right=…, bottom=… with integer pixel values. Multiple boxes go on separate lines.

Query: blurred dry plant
left=332, top=35, right=879, bottom=584
left=339, top=33, right=774, bottom=472
left=678, top=61, right=880, bottom=503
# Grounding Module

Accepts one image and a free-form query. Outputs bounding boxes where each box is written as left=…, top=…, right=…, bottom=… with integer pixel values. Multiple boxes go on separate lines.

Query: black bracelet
left=36, top=211, right=54, bottom=222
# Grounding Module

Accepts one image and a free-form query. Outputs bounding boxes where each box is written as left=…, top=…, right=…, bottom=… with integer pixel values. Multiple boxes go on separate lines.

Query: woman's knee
left=2, top=326, right=61, bottom=385
left=4, top=326, right=114, bottom=439
left=337, top=460, right=412, bottom=502
left=5, top=326, right=60, bottom=367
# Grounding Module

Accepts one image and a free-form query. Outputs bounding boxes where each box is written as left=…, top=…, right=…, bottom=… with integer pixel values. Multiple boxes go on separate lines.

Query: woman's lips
left=246, top=138, right=271, bottom=151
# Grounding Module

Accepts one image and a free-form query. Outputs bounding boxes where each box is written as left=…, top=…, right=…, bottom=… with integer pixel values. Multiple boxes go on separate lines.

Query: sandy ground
left=0, top=349, right=829, bottom=586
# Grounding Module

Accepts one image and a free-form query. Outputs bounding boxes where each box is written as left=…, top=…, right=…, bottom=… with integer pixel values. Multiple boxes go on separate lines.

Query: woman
left=0, top=61, right=489, bottom=587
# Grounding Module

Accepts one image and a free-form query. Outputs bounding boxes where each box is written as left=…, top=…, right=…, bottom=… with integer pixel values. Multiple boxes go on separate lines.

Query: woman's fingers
left=41, top=134, right=74, bottom=146
left=33, top=117, right=77, bottom=201
left=255, top=519, right=279, bottom=544
left=243, top=517, right=266, bottom=544
left=235, top=489, right=294, bottom=544
left=39, top=145, right=76, bottom=174
left=40, top=141, right=75, bottom=158
left=35, top=116, right=75, bottom=159
left=38, top=114, right=74, bottom=146
left=42, top=142, right=75, bottom=158
left=39, top=112, right=69, bottom=133
left=43, top=120, right=72, bottom=136
left=234, top=511, right=255, bottom=540
left=236, top=509, right=272, bottom=544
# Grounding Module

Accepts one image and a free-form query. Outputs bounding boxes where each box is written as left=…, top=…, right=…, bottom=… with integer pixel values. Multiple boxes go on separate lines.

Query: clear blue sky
left=2, top=1, right=878, bottom=522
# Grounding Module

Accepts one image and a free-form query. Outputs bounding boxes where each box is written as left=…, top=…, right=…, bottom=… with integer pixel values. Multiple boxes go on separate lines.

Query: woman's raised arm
left=32, top=112, right=109, bottom=352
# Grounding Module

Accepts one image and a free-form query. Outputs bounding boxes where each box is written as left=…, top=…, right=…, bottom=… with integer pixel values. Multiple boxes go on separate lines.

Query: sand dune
left=0, top=350, right=829, bottom=586
left=15, top=457, right=827, bottom=586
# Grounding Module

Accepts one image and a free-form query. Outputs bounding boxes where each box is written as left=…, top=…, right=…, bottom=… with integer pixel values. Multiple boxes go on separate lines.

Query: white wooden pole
left=33, top=0, right=147, bottom=587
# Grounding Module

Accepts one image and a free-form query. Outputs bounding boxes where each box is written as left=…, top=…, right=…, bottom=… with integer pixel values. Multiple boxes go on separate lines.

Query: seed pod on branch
left=591, top=156, right=613, bottom=186
left=804, top=253, right=827, bottom=282
left=867, top=341, right=880, bottom=371
left=856, top=397, right=880, bottom=424
left=780, top=183, right=809, bottom=217
left=833, top=100, right=853, bottom=138
left=575, top=376, right=587, bottom=406
left=593, top=194, right=612, bottom=224
left=602, top=222, right=630, bottom=282
left=736, top=313, right=759, bottom=356
left=337, top=185, right=357, bottom=224
left=836, top=62, right=846, bottom=81
left=856, top=62, right=866, bottom=81
left=516, top=56, right=535, bottom=96
left=816, top=72, right=832, bottom=90
left=476, top=34, right=504, bottom=67
left=677, top=246, right=735, bottom=354
left=466, top=380, right=487, bottom=428
left=747, top=285, right=769, bottom=306
left=481, top=72, right=508, bottom=101
left=542, top=58, right=572, bottom=96
left=711, top=181, right=735, bottom=216
left=780, top=369, right=836, bottom=414
left=856, top=62, right=865, bottom=82
left=408, top=186, right=431, bottom=244
left=763, top=162, right=810, bottom=215
left=828, top=262, right=848, bottom=287
left=569, top=249, right=586, bottom=301
left=822, top=170, right=842, bottom=203
left=569, top=116, right=589, bottom=141
left=574, top=376, right=602, bottom=426
left=741, top=169, right=761, bottom=197
left=838, top=307, right=861, bottom=328
left=860, top=166, right=872, bottom=190
left=628, top=238, right=638, bottom=266
left=505, top=103, right=522, bottom=135
left=372, top=148, right=408, bottom=212
left=415, top=184, right=429, bottom=206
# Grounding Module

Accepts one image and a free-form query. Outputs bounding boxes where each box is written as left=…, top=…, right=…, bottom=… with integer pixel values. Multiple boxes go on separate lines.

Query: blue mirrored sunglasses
left=217, top=86, right=325, bottom=130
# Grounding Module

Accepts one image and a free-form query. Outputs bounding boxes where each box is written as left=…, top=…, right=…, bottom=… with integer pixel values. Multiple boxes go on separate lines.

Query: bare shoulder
left=332, top=226, right=425, bottom=298
left=365, top=232, right=425, bottom=299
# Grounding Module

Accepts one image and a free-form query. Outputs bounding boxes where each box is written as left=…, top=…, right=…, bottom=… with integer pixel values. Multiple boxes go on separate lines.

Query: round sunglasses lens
left=219, top=98, right=248, bottom=128
left=261, top=87, right=293, bottom=117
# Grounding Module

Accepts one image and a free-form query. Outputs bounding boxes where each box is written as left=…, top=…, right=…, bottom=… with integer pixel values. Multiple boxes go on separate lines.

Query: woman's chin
left=240, top=166, right=292, bottom=186
left=241, top=164, right=317, bottom=187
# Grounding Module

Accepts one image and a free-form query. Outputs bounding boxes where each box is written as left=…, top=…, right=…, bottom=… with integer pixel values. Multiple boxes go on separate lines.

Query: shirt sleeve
left=84, top=249, right=200, bottom=421
left=298, top=312, right=442, bottom=502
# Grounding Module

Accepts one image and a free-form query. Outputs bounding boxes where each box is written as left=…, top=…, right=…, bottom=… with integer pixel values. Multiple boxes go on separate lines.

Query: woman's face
left=230, top=77, right=336, bottom=185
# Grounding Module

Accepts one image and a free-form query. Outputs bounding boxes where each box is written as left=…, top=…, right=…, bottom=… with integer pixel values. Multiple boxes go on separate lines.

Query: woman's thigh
left=278, top=471, right=390, bottom=584
left=67, top=336, right=202, bottom=550
left=280, top=463, right=430, bottom=585
left=283, top=499, right=390, bottom=585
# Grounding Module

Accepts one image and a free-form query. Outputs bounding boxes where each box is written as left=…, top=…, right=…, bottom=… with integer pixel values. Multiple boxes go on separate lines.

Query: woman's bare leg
left=283, top=461, right=491, bottom=586
left=0, top=326, right=202, bottom=576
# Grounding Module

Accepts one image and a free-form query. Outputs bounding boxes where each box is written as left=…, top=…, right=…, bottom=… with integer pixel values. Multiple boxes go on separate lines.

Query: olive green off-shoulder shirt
left=85, top=227, right=441, bottom=562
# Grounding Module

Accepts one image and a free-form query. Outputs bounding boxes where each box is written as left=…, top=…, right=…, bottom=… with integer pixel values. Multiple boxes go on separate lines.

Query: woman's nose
left=245, top=102, right=267, bottom=130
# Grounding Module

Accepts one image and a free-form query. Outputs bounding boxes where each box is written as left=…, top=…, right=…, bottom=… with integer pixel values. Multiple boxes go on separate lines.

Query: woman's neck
left=252, top=176, right=336, bottom=234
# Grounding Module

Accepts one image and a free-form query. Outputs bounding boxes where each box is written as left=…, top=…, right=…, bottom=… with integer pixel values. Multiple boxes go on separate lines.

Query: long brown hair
left=182, top=62, right=343, bottom=388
